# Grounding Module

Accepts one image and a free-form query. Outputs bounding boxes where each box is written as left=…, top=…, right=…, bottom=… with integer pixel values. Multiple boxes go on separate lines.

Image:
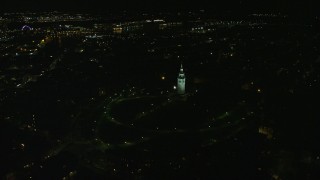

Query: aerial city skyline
left=0, top=2, right=319, bottom=180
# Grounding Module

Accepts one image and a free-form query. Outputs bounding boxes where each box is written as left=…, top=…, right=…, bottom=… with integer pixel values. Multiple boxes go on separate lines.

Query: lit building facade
left=177, top=64, right=186, bottom=95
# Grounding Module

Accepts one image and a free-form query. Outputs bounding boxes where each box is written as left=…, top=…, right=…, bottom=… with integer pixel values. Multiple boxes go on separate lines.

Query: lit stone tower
left=177, top=63, right=186, bottom=95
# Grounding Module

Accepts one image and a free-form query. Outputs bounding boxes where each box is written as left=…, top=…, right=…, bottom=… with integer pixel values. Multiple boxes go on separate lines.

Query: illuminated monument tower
left=177, top=63, right=186, bottom=95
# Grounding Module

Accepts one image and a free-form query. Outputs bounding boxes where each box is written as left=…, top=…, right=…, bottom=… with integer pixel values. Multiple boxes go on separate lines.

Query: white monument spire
left=177, top=63, right=186, bottom=95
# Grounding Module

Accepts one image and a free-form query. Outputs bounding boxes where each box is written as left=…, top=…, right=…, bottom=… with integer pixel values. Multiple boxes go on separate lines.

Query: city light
left=0, top=7, right=318, bottom=180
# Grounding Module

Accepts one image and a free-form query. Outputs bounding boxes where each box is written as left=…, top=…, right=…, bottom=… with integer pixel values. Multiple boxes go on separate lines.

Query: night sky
left=0, top=0, right=317, bottom=15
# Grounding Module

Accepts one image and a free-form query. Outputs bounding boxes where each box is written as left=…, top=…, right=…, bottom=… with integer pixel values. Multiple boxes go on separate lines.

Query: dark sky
left=0, top=0, right=317, bottom=16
